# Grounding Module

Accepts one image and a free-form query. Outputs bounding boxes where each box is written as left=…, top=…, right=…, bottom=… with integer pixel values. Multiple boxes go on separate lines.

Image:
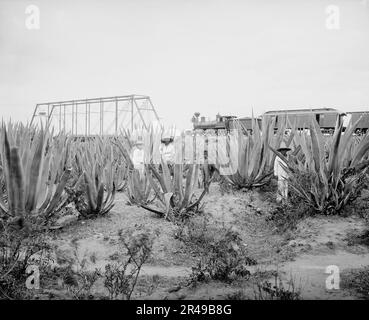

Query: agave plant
left=81, top=170, right=116, bottom=217
left=115, top=163, right=129, bottom=192
left=115, top=125, right=211, bottom=217
left=270, top=116, right=369, bottom=215
left=114, top=128, right=161, bottom=206
left=114, top=143, right=154, bottom=206
left=141, top=160, right=209, bottom=221
left=217, top=116, right=287, bottom=189
left=51, top=132, right=72, bottom=177
left=0, top=125, right=71, bottom=227
left=126, top=169, right=155, bottom=206
left=73, top=139, right=116, bottom=218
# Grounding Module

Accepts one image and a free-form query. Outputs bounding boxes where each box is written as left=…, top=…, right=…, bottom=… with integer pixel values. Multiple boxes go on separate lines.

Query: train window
left=316, top=114, right=320, bottom=123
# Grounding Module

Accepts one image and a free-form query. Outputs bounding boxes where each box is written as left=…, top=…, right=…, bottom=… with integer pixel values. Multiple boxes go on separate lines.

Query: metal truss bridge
left=30, top=95, right=160, bottom=136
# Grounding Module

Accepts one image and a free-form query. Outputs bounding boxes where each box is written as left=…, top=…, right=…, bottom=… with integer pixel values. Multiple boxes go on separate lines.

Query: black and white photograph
left=1, top=0, right=369, bottom=308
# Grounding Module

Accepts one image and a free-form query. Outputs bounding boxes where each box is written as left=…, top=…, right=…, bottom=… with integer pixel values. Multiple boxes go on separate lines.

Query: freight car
left=262, top=108, right=344, bottom=132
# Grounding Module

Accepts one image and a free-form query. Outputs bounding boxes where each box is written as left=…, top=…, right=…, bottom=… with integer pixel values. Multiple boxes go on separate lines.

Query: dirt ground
left=45, top=184, right=369, bottom=300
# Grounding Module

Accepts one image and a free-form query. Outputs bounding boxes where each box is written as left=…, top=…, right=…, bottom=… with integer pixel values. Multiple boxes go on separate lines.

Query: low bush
left=267, top=191, right=313, bottom=232
left=254, top=274, right=301, bottom=300
left=176, top=216, right=256, bottom=284
left=0, top=220, right=51, bottom=299
left=54, top=239, right=101, bottom=300
left=103, top=228, right=155, bottom=300
left=341, top=267, right=369, bottom=299
left=51, top=227, right=155, bottom=300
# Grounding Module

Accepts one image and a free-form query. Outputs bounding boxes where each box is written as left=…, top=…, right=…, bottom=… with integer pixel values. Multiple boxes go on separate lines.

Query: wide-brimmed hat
left=133, top=138, right=144, bottom=146
left=161, top=137, right=173, bottom=143
left=277, top=141, right=291, bottom=152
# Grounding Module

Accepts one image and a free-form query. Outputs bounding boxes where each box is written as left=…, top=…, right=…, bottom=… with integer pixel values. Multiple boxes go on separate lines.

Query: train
left=192, top=114, right=262, bottom=133
left=262, top=108, right=343, bottom=133
left=192, top=108, right=369, bottom=134
left=261, top=109, right=369, bottom=133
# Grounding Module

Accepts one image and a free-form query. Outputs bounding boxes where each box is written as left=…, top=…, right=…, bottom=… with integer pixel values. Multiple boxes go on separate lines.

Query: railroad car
left=262, top=108, right=344, bottom=132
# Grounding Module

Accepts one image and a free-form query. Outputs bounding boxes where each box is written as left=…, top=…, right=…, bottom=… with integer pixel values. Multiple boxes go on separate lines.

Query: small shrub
left=0, top=220, right=51, bottom=299
left=254, top=274, right=301, bottom=300
left=341, top=267, right=369, bottom=299
left=55, top=240, right=101, bottom=300
left=225, top=290, right=248, bottom=300
left=61, top=265, right=101, bottom=300
left=135, top=274, right=161, bottom=298
left=218, top=177, right=236, bottom=195
left=174, top=215, right=213, bottom=247
left=103, top=228, right=155, bottom=300
left=346, top=229, right=369, bottom=247
left=65, top=185, right=86, bottom=216
left=267, top=201, right=312, bottom=232
left=179, top=217, right=257, bottom=284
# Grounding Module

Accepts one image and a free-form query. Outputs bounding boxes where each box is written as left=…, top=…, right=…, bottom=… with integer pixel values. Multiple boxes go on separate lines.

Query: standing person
left=274, top=146, right=291, bottom=203
left=201, top=150, right=219, bottom=192
left=159, top=134, right=175, bottom=174
left=130, top=137, right=145, bottom=176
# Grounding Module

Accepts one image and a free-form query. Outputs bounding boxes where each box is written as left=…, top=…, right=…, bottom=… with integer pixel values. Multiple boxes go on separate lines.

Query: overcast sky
left=0, top=0, right=369, bottom=130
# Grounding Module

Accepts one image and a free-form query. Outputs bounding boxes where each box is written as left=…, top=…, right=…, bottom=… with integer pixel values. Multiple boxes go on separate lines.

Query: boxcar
left=262, top=108, right=343, bottom=132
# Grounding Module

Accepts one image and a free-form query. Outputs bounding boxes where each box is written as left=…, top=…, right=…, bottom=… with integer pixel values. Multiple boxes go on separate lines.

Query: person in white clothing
left=159, top=136, right=175, bottom=175
left=131, top=139, right=145, bottom=176
left=160, top=137, right=175, bottom=163
left=274, top=146, right=291, bottom=203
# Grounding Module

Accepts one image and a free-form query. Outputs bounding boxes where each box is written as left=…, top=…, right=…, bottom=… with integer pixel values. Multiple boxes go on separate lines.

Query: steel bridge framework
left=30, top=95, right=160, bottom=136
